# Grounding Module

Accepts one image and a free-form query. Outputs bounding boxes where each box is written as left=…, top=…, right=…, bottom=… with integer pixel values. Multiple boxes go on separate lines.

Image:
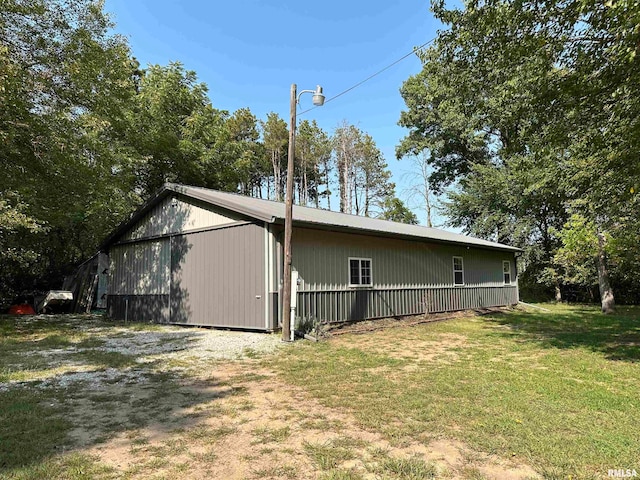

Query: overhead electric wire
left=297, top=38, right=436, bottom=116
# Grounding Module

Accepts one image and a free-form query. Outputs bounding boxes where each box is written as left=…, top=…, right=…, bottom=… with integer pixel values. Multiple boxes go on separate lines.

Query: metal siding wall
left=290, top=228, right=518, bottom=324
left=296, top=287, right=518, bottom=324
left=292, top=228, right=513, bottom=290
left=108, top=239, right=170, bottom=295
left=170, top=223, right=266, bottom=328
left=107, top=295, right=170, bottom=323
left=107, top=239, right=171, bottom=322
left=124, top=196, right=241, bottom=241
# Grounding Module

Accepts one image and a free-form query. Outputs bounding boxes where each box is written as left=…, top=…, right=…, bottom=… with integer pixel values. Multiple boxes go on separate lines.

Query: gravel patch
left=37, top=368, right=146, bottom=390
left=164, top=328, right=283, bottom=360
left=0, top=315, right=284, bottom=392
left=98, top=327, right=283, bottom=361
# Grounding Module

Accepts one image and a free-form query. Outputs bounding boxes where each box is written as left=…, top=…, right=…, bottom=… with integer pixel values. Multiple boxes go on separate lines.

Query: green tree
left=226, top=108, right=265, bottom=197
left=261, top=113, right=289, bottom=201
left=333, top=122, right=394, bottom=216
left=0, top=0, right=138, bottom=306
left=354, top=133, right=394, bottom=217
left=397, top=0, right=640, bottom=310
left=378, top=197, right=418, bottom=225
left=126, top=62, right=234, bottom=195
left=0, top=196, right=44, bottom=304
left=295, top=120, right=332, bottom=207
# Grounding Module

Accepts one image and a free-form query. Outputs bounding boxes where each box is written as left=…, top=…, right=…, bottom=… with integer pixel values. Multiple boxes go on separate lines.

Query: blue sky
left=104, top=0, right=446, bottom=226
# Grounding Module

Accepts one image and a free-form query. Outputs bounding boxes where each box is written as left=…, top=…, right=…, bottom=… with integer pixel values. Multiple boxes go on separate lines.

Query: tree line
left=3, top=0, right=636, bottom=311
left=0, top=0, right=414, bottom=307
left=397, top=0, right=640, bottom=310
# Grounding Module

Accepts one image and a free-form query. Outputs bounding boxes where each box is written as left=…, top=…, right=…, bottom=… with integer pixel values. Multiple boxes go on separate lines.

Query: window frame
left=503, top=260, right=512, bottom=285
left=453, top=256, right=465, bottom=286
left=348, top=257, right=373, bottom=287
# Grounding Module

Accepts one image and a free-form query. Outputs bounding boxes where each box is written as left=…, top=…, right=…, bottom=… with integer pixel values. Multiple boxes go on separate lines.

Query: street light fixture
left=282, top=84, right=325, bottom=342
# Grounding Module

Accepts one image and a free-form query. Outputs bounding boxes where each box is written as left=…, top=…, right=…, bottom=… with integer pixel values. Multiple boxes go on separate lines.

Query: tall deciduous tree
left=126, top=62, right=234, bottom=195
left=0, top=0, right=138, bottom=305
left=398, top=0, right=640, bottom=310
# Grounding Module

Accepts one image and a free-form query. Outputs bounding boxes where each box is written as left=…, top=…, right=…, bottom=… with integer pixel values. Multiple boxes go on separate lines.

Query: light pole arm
left=296, top=89, right=316, bottom=103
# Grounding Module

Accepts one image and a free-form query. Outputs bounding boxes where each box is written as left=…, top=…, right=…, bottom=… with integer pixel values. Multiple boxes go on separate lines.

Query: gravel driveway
left=0, top=314, right=283, bottom=392
left=98, top=325, right=283, bottom=360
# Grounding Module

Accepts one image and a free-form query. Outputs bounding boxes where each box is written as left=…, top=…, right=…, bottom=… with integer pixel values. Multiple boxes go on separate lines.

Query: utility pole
left=282, top=84, right=297, bottom=342
left=282, top=84, right=324, bottom=342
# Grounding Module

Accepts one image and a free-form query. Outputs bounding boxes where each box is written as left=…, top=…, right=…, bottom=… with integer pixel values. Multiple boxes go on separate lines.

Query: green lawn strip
left=318, top=470, right=365, bottom=480
left=0, top=387, right=78, bottom=475
left=368, top=456, right=438, bottom=479
left=3, top=453, right=116, bottom=480
left=274, top=305, right=640, bottom=479
left=303, top=438, right=358, bottom=470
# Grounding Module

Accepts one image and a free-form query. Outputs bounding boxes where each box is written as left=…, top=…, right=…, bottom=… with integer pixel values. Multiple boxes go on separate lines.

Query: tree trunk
left=271, top=151, right=281, bottom=201
left=596, top=231, right=615, bottom=314
left=339, top=142, right=350, bottom=213
left=425, top=188, right=433, bottom=228
left=423, top=163, right=433, bottom=227
left=302, top=156, right=308, bottom=206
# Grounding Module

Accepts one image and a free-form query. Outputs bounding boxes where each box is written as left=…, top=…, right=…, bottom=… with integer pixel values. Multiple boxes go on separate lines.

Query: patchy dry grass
left=276, top=304, right=640, bottom=479
left=2, top=306, right=638, bottom=479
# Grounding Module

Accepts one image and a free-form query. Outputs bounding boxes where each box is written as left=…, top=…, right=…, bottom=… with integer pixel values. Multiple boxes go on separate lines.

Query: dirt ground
left=1, top=313, right=541, bottom=479
left=83, top=361, right=539, bottom=480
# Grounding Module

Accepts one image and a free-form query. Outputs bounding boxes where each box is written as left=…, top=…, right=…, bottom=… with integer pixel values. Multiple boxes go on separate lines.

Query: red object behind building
left=8, top=304, right=36, bottom=315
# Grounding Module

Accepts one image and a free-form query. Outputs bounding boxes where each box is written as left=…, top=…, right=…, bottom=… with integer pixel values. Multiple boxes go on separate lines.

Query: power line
left=298, top=38, right=435, bottom=116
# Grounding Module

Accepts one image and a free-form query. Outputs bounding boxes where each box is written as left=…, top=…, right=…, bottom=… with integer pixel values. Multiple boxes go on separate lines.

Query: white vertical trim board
left=264, top=223, right=270, bottom=329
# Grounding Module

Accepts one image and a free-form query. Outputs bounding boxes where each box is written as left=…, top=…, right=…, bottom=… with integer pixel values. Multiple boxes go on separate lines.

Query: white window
left=453, top=256, right=464, bottom=286
left=503, top=260, right=512, bottom=285
left=349, top=257, right=372, bottom=286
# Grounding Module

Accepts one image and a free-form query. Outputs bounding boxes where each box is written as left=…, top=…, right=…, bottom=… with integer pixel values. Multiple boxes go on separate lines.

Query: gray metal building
left=101, top=183, right=521, bottom=330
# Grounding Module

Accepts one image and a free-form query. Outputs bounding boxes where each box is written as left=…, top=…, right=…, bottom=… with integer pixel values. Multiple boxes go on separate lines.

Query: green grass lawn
left=1, top=306, right=638, bottom=479
left=275, top=304, right=640, bottom=479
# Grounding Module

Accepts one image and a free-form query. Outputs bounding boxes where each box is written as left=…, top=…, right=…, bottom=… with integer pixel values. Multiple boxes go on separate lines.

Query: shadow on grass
left=0, top=316, right=254, bottom=476
left=0, top=366, right=246, bottom=475
left=485, top=304, right=640, bottom=362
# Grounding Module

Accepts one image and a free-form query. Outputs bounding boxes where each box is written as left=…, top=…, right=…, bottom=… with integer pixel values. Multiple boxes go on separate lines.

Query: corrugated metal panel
left=296, top=287, right=519, bottom=324
left=107, top=295, right=170, bottom=323
left=288, top=227, right=519, bottom=325
left=124, top=195, right=240, bottom=241
left=108, top=239, right=170, bottom=295
left=291, top=228, right=517, bottom=291
left=170, top=223, right=266, bottom=328
left=165, top=184, right=520, bottom=252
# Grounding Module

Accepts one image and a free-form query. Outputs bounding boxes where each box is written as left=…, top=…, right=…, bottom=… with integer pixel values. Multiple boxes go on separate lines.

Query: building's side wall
left=291, top=228, right=518, bottom=323
left=123, top=196, right=241, bottom=241
left=107, top=222, right=269, bottom=329
left=107, top=238, right=170, bottom=322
